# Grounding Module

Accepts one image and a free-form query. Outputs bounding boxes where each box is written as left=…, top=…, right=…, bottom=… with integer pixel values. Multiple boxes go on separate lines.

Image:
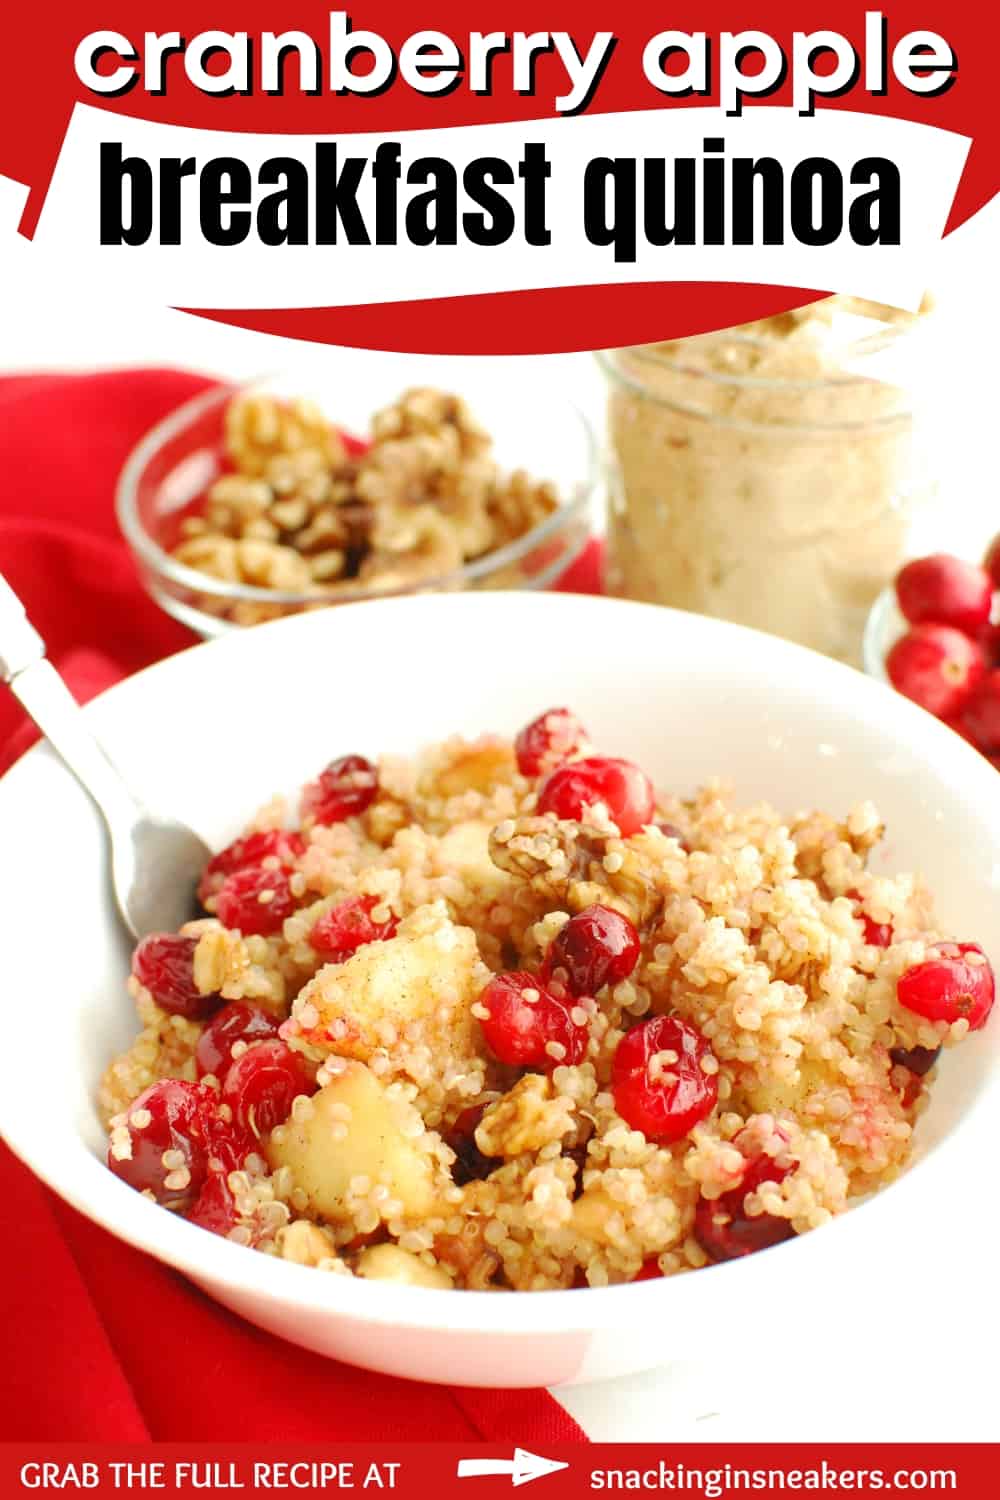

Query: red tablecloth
left=0, top=369, right=597, bottom=1442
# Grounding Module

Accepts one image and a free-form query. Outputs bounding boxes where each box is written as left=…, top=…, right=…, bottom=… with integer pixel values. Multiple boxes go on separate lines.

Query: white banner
left=30, top=101, right=970, bottom=310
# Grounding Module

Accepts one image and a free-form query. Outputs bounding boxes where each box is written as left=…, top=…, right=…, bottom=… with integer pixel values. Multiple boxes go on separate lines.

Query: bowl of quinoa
left=1, top=592, right=998, bottom=1387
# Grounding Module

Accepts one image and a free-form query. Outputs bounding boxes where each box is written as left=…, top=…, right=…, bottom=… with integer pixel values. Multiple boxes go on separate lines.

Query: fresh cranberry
left=985, top=534, right=1000, bottom=590
left=310, top=894, right=398, bottom=962
left=890, top=1044, right=941, bottom=1075
left=131, top=934, right=221, bottom=1019
left=978, top=623, right=1000, bottom=667
left=198, top=830, right=305, bottom=904
left=611, top=1015, right=718, bottom=1142
left=897, top=943, right=995, bottom=1030
left=478, top=972, right=590, bottom=1069
left=859, top=913, right=892, bottom=947
left=444, top=1104, right=501, bottom=1186
left=543, top=905, right=641, bottom=996
left=695, top=1153, right=795, bottom=1262
left=847, top=891, right=892, bottom=948
left=195, top=1003, right=282, bottom=1082
left=207, top=1106, right=257, bottom=1175
left=942, top=714, right=979, bottom=747
left=186, top=1171, right=239, bottom=1237
left=959, top=671, right=1000, bottom=751
left=514, top=708, right=589, bottom=778
left=214, top=865, right=296, bottom=936
left=895, top=554, right=993, bottom=636
left=300, top=754, right=378, bottom=825
left=635, top=1258, right=664, bottom=1281
left=886, top=625, right=985, bottom=718
left=107, top=1079, right=218, bottom=1206
left=537, top=756, right=656, bottom=837
left=221, top=1039, right=317, bottom=1141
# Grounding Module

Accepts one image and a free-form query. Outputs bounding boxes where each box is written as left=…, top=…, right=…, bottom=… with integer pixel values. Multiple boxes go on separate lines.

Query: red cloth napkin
left=0, top=369, right=597, bottom=1443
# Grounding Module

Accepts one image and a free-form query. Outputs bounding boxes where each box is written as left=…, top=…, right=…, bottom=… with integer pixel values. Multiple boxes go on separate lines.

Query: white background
left=1, top=178, right=999, bottom=511
left=0, top=175, right=998, bottom=1441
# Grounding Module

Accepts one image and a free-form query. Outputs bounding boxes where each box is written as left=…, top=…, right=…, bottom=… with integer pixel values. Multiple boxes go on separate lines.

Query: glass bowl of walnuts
left=117, top=368, right=598, bottom=635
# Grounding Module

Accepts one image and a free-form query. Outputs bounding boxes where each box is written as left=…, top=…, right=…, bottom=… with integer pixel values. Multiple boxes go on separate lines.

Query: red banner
left=0, top=1446, right=991, bottom=1500
left=3, top=2, right=997, bottom=347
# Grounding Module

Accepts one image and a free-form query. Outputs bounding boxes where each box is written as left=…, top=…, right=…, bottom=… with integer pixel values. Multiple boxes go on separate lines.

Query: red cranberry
left=478, top=972, right=589, bottom=1069
left=895, top=554, right=993, bottom=636
left=859, top=913, right=892, bottom=947
left=977, top=623, right=1000, bottom=666
left=443, top=1104, right=501, bottom=1186
left=310, top=894, right=398, bottom=962
left=985, top=535, right=1000, bottom=589
left=300, top=754, right=378, bottom=825
left=107, top=1079, right=218, bottom=1206
left=214, top=865, right=296, bottom=936
left=514, top=708, right=589, bottom=778
left=959, top=671, right=1000, bottom=751
left=186, top=1171, right=238, bottom=1237
left=897, top=943, right=994, bottom=1030
left=612, top=1015, right=718, bottom=1142
left=694, top=1153, right=795, bottom=1262
left=131, top=934, right=221, bottom=1019
left=942, top=714, right=979, bottom=747
left=221, top=1039, right=317, bottom=1141
left=198, top=830, right=305, bottom=904
left=204, top=1111, right=256, bottom=1176
left=890, top=1044, right=941, bottom=1076
left=847, top=891, right=892, bottom=948
left=543, top=905, right=641, bottom=996
left=195, top=1003, right=282, bottom=1082
left=634, top=1258, right=664, bottom=1281
left=886, top=625, right=984, bottom=718
left=537, top=756, right=656, bottom=837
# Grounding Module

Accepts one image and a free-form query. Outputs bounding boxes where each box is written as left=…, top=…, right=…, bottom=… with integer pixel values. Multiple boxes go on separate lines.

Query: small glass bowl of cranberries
left=864, top=541, right=1000, bottom=767
left=116, top=368, right=598, bottom=638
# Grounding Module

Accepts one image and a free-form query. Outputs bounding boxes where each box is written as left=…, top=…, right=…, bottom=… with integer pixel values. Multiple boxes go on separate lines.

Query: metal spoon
left=0, top=572, right=211, bottom=939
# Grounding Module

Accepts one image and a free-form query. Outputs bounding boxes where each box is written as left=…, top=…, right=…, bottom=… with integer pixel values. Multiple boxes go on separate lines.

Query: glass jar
left=599, top=303, right=938, bottom=665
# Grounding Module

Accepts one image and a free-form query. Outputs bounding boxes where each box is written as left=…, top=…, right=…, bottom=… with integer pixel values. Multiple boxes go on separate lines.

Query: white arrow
left=457, top=1449, right=569, bottom=1487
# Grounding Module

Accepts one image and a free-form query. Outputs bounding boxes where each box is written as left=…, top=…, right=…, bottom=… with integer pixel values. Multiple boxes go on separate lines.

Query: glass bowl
left=862, top=586, right=902, bottom=683
left=116, top=369, right=599, bottom=637
left=863, top=526, right=1000, bottom=683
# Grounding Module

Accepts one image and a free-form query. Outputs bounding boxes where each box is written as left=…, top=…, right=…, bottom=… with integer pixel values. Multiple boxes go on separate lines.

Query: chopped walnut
left=278, top=1218, right=341, bottom=1267
left=488, top=817, right=667, bottom=927
left=358, top=507, right=465, bottom=589
left=190, top=924, right=287, bottom=1010
left=475, top=1074, right=578, bottom=1158
left=370, top=387, right=491, bottom=459
left=488, top=469, right=559, bottom=548
left=226, top=393, right=347, bottom=475
left=170, top=386, right=563, bottom=623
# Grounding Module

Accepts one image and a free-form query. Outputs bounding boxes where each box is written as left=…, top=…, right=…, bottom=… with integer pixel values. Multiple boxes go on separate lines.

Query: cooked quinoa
left=102, top=709, right=993, bottom=1290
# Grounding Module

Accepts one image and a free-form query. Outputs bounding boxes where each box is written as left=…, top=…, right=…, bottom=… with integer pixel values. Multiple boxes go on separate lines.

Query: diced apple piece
left=267, top=1062, right=437, bottom=1224
left=355, top=1243, right=452, bottom=1288
left=292, top=902, right=489, bottom=1064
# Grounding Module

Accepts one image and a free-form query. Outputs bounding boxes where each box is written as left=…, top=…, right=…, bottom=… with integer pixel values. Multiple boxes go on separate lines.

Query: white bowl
left=2, top=592, right=999, bottom=1388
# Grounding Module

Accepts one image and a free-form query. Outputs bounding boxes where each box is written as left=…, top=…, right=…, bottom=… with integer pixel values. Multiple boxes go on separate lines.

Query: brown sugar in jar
left=599, top=298, right=936, bottom=664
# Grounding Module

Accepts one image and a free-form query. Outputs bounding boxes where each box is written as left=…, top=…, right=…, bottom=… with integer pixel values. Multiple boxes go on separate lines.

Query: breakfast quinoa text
left=101, top=710, right=993, bottom=1290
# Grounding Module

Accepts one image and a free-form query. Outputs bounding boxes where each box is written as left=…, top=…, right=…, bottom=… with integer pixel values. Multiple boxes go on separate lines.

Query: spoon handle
left=0, top=572, right=142, bottom=827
